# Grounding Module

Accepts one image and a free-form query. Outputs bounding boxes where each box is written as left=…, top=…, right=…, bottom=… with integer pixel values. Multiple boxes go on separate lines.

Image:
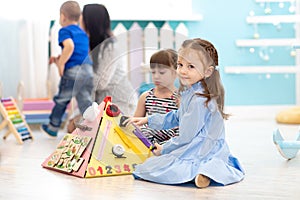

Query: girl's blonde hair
left=179, top=38, right=229, bottom=119
left=150, top=49, right=177, bottom=70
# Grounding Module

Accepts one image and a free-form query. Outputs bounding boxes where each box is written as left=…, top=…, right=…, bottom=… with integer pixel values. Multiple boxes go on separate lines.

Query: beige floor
left=1, top=106, right=300, bottom=200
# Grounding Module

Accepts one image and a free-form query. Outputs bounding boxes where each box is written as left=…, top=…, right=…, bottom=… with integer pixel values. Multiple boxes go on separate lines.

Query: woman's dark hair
left=82, top=4, right=112, bottom=51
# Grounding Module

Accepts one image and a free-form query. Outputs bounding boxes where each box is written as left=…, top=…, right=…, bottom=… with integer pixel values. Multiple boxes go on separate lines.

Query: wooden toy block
left=22, top=98, right=55, bottom=111
left=0, top=97, right=34, bottom=144
left=21, top=98, right=68, bottom=124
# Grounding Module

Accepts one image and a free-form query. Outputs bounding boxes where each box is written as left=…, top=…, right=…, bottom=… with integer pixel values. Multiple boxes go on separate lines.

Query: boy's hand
left=49, top=56, right=56, bottom=64
left=49, top=56, right=61, bottom=65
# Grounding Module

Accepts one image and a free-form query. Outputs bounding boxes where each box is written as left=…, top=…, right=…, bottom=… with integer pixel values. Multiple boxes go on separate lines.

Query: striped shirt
left=145, top=88, right=178, bottom=115
left=142, top=88, right=179, bottom=144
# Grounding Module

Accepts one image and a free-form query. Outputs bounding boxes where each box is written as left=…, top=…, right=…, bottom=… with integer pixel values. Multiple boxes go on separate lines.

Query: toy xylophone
left=0, top=97, right=33, bottom=144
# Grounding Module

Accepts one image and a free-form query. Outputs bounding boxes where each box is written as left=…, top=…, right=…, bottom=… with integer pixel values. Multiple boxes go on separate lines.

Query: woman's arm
left=93, top=41, right=118, bottom=89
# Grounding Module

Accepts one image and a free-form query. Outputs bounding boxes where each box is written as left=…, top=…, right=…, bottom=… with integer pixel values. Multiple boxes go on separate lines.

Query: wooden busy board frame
left=42, top=96, right=154, bottom=178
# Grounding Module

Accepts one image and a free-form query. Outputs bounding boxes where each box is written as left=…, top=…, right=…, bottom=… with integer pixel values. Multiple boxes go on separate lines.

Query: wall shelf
left=110, top=14, right=203, bottom=22
left=255, top=0, right=295, bottom=3
left=224, top=65, right=300, bottom=74
left=96, top=0, right=203, bottom=22
left=236, top=38, right=300, bottom=47
left=247, top=15, right=300, bottom=24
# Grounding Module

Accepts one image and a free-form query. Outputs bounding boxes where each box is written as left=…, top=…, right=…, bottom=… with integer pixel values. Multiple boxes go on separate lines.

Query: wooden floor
left=1, top=106, right=300, bottom=199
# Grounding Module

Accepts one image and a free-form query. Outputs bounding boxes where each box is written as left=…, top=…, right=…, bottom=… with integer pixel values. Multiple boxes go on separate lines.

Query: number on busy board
left=88, top=163, right=135, bottom=176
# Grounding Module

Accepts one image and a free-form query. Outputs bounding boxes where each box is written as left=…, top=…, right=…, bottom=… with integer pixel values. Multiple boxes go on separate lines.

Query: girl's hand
left=153, top=143, right=162, bottom=156
left=124, top=117, right=148, bottom=127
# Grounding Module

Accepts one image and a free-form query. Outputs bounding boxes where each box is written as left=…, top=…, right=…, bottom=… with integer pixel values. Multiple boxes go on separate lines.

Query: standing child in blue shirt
left=130, top=38, right=245, bottom=188
left=41, top=1, right=93, bottom=137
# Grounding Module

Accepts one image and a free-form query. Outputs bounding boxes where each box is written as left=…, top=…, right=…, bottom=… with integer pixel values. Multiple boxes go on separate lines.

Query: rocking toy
left=273, top=128, right=300, bottom=160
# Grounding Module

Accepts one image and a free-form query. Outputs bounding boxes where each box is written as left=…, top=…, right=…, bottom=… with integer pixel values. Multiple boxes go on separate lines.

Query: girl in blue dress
left=130, top=38, right=245, bottom=188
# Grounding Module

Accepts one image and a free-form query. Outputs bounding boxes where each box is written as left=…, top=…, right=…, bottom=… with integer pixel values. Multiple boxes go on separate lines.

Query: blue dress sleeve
left=148, top=110, right=179, bottom=130
left=161, top=96, right=209, bottom=154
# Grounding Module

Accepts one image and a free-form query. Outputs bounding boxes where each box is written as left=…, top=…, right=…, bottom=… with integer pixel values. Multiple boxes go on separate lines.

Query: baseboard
left=225, top=105, right=298, bottom=120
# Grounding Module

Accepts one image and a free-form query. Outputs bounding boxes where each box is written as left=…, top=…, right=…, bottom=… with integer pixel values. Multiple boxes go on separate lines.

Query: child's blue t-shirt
left=58, top=24, right=91, bottom=70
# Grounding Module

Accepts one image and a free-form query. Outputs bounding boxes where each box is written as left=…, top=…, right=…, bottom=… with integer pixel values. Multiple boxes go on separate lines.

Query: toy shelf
left=232, top=1, right=300, bottom=75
